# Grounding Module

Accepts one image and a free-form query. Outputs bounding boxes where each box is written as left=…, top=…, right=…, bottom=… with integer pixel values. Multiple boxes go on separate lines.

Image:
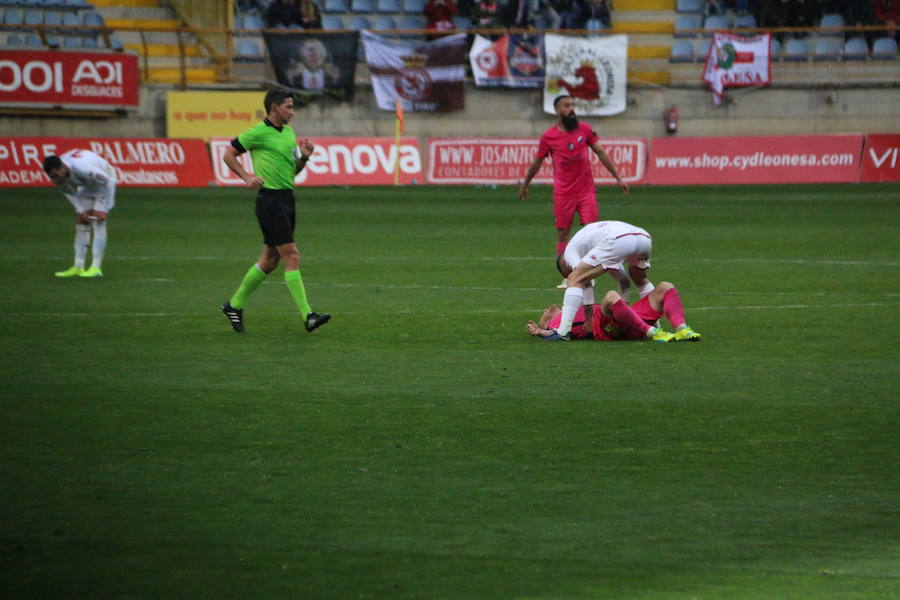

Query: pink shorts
left=554, top=193, right=598, bottom=230
left=592, top=296, right=663, bottom=341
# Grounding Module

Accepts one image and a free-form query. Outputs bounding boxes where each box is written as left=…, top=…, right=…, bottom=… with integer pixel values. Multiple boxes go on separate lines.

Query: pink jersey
left=536, top=122, right=599, bottom=201
left=547, top=306, right=591, bottom=339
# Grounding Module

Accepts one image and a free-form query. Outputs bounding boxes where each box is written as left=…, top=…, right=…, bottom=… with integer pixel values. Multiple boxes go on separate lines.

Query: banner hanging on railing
left=702, top=33, right=772, bottom=105
left=470, top=34, right=544, bottom=88
left=264, top=32, right=359, bottom=102
left=0, top=49, right=139, bottom=109
left=543, top=34, right=627, bottom=116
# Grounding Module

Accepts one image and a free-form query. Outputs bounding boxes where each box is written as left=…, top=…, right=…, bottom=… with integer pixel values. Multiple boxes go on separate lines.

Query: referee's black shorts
left=255, top=188, right=295, bottom=247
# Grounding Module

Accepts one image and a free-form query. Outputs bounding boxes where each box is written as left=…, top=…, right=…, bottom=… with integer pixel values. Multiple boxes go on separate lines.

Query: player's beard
left=561, top=113, right=579, bottom=131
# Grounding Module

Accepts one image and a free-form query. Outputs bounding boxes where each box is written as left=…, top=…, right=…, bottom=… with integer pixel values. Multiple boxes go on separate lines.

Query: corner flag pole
left=394, top=98, right=404, bottom=186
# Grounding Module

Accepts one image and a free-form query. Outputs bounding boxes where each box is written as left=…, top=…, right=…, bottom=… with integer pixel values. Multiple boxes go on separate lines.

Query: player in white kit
left=43, top=149, right=116, bottom=278
left=544, top=220, right=660, bottom=341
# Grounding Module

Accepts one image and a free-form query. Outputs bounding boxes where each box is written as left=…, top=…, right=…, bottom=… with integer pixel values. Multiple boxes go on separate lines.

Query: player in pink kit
left=518, top=94, right=630, bottom=278
left=525, top=282, right=702, bottom=343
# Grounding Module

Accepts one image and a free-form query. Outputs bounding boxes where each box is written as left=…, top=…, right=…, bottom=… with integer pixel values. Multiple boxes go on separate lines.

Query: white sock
left=581, top=282, right=595, bottom=306
left=73, top=224, right=90, bottom=268
left=610, top=265, right=631, bottom=303
left=90, top=220, right=107, bottom=270
left=557, top=287, right=584, bottom=336
left=637, top=281, right=655, bottom=298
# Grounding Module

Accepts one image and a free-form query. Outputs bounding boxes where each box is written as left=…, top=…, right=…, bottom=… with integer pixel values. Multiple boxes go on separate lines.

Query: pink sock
left=555, top=241, right=567, bottom=256
left=662, top=288, right=686, bottom=328
left=610, top=299, right=651, bottom=336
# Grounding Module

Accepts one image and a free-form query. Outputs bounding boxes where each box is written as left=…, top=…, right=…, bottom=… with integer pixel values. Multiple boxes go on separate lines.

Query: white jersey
left=58, top=149, right=117, bottom=213
left=563, top=220, right=652, bottom=271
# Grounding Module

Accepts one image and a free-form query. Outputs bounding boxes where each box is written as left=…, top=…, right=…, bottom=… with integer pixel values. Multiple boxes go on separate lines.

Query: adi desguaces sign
left=0, top=50, right=138, bottom=108
left=209, top=137, right=423, bottom=186
left=0, top=137, right=214, bottom=187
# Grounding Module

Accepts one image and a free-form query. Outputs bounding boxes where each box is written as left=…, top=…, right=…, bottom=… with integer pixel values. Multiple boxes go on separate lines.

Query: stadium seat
left=783, top=37, right=809, bottom=61
left=813, top=36, right=841, bottom=61
left=732, top=14, right=756, bottom=31
left=351, top=0, right=374, bottom=12
left=376, top=0, right=400, bottom=13
left=674, top=14, right=701, bottom=37
left=37, top=0, right=63, bottom=8
left=235, top=38, right=264, bottom=61
left=703, top=14, right=729, bottom=35
left=61, top=0, right=94, bottom=8
left=2, top=9, right=23, bottom=30
left=452, top=15, right=469, bottom=29
left=348, top=15, right=370, bottom=29
left=45, top=34, right=60, bottom=46
left=372, top=15, right=396, bottom=29
left=59, top=10, right=78, bottom=32
left=81, top=10, right=103, bottom=34
left=669, top=39, right=694, bottom=62
left=80, top=34, right=96, bottom=47
left=398, top=14, right=424, bottom=30
left=23, top=9, right=40, bottom=28
left=841, top=36, right=868, bottom=60
left=323, top=0, right=348, bottom=12
left=695, top=37, right=711, bottom=61
left=109, top=35, right=122, bottom=50
left=241, top=13, right=263, bottom=30
left=0, top=0, right=17, bottom=7
left=770, top=37, right=781, bottom=60
left=818, top=13, right=843, bottom=36
left=871, top=36, right=897, bottom=60
left=43, top=9, right=62, bottom=32
left=5, top=32, right=21, bottom=44
left=24, top=33, right=41, bottom=45
left=62, top=34, right=80, bottom=47
left=676, top=0, right=702, bottom=12
left=403, top=0, right=425, bottom=13
left=322, top=14, right=343, bottom=29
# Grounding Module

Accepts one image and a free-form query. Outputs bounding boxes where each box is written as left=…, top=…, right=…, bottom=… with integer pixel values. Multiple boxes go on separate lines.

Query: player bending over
left=526, top=281, right=702, bottom=342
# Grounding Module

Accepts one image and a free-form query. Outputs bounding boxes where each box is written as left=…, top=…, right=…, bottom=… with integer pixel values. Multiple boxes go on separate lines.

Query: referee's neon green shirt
left=237, top=119, right=298, bottom=190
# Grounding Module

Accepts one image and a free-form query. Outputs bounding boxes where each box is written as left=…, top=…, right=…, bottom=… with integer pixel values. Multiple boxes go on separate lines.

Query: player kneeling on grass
left=526, top=281, right=702, bottom=343
left=43, top=150, right=116, bottom=278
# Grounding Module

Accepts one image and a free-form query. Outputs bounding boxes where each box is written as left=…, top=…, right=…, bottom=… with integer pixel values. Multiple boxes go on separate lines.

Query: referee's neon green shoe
left=79, top=266, right=103, bottom=278
left=673, top=327, right=702, bottom=342
left=55, top=266, right=85, bottom=277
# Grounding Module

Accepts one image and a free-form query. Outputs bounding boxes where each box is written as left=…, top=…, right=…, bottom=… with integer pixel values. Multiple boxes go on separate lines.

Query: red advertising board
left=646, top=135, right=864, bottom=185
left=0, top=137, right=214, bottom=187
left=210, top=137, right=422, bottom=186
left=0, top=50, right=139, bottom=108
left=859, top=134, right=900, bottom=183
left=426, top=138, right=646, bottom=185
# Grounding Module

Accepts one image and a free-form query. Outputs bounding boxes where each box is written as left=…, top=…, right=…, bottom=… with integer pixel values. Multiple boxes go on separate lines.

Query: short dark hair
left=556, top=254, right=566, bottom=276
left=264, top=88, right=292, bottom=114
left=42, top=155, right=63, bottom=175
left=553, top=95, right=571, bottom=109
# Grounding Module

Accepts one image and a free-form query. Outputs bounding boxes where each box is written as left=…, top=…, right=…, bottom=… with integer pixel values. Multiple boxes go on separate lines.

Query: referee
left=219, top=87, right=330, bottom=334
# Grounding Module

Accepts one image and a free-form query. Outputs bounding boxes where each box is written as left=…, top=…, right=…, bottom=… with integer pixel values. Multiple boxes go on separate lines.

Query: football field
left=2, top=183, right=898, bottom=599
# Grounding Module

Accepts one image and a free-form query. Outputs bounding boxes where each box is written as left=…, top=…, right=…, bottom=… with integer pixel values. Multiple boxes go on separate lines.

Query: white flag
left=703, top=32, right=772, bottom=104
left=543, top=34, right=628, bottom=116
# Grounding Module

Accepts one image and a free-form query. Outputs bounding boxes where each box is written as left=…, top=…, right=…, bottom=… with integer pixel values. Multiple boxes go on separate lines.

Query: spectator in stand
left=874, top=0, right=900, bottom=38
left=472, top=0, right=505, bottom=30
left=558, top=0, right=591, bottom=29
left=504, top=0, right=532, bottom=28
left=704, top=0, right=726, bottom=17
left=425, top=0, right=459, bottom=31
left=297, top=0, right=323, bottom=29
left=536, top=0, right=562, bottom=29
left=265, top=0, right=301, bottom=27
left=788, top=0, right=819, bottom=34
left=760, top=0, right=816, bottom=40
left=585, top=0, right=612, bottom=29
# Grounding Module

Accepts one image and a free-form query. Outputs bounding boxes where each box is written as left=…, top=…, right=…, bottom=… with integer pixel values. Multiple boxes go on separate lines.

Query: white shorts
left=566, top=232, right=652, bottom=272
left=66, top=190, right=116, bottom=215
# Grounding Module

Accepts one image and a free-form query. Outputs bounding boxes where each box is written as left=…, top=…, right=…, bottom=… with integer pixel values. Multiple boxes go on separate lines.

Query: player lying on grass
left=526, top=281, right=702, bottom=343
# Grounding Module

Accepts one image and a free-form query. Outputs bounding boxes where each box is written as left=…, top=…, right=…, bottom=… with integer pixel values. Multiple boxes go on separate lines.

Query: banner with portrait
left=264, top=31, right=358, bottom=102
left=543, top=34, right=627, bottom=116
left=361, top=30, right=466, bottom=113
left=470, top=34, right=544, bottom=88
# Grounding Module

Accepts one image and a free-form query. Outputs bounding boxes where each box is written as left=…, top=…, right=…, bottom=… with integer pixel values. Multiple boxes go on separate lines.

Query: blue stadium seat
left=732, top=14, right=755, bottom=30
left=451, top=15, right=469, bottom=29
left=695, top=37, right=711, bottom=61
left=81, top=10, right=103, bottom=33
left=322, top=14, right=343, bottom=29
left=351, top=0, right=374, bottom=12
left=323, top=0, right=348, bottom=12
left=783, top=37, right=809, bottom=61
left=372, top=15, right=396, bottom=29
left=0, top=0, right=17, bottom=7
left=770, top=36, right=781, bottom=60
left=703, top=14, right=729, bottom=35
left=241, top=13, right=262, bottom=30
left=402, top=0, right=425, bottom=13
left=24, top=33, right=41, bottom=45
left=674, top=14, right=700, bottom=37
left=818, top=13, right=843, bottom=36
left=813, top=36, right=841, bottom=61
left=80, top=34, right=97, bottom=47
left=43, top=9, right=62, bottom=32
left=23, top=9, right=40, bottom=28
left=62, top=34, right=80, bottom=47
left=109, top=35, right=122, bottom=50
left=62, top=0, right=94, bottom=9
left=872, top=36, right=898, bottom=60
left=348, top=15, right=370, bottom=29
left=676, top=0, right=701, bottom=12
left=2, top=8, right=23, bottom=30
left=45, top=34, right=60, bottom=46
left=235, top=38, right=264, bottom=61
left=6, top=32, right=21, bottom=44
left=841, top=36, right=868, bottom=60
left=59, top=10, right=77, bottom=32
left=669, top=39, right=694, bottom=62
left=398, top=14, right=424, bottom=29
left=37, top=0, right=64, bottom=8
left=376, top=0, right=400, bottom=13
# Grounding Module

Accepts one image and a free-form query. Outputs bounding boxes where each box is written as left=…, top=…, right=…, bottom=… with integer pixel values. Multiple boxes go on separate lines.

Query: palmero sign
left=426, top=138, right=646, bottom=184
left=646, top=135, right=864, bottom=185
left=209, top=136, right=423, bottom=186
left=0, top=50, right=139, bottom=108
left=859, top=134, right=900, bottom=183
left=0, top=137, right=214, bottom=187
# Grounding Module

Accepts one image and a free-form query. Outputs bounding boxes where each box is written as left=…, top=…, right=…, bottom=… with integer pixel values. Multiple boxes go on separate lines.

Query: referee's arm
left=224, top=139, right=264, bottom=190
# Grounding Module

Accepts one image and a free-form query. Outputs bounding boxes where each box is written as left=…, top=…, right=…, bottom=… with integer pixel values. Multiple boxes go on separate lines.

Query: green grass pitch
left=1, top=183, right=898, bottom=599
